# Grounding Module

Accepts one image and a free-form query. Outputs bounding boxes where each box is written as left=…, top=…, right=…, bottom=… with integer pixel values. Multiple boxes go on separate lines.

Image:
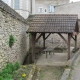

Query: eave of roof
left=26, top=14, right=78, bottom=33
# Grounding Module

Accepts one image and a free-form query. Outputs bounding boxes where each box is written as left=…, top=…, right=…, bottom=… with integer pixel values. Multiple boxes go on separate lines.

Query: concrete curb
left=60, top=49, right=80, bottom=80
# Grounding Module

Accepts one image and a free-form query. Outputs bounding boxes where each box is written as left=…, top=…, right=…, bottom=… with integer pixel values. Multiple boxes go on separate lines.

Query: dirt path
left=67, top=53, right=80, bottom=80
left=36, top=66, right=64, bottom=80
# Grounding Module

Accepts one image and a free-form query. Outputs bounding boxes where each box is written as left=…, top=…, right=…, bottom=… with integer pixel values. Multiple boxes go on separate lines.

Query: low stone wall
left=0, top=1, right=29, bottom=70
left=37, top=33, right=80, bottom=49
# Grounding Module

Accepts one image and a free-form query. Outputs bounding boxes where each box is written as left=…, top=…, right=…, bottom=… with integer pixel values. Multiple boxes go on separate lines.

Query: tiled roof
left=27, top=14, right=78, bottom=33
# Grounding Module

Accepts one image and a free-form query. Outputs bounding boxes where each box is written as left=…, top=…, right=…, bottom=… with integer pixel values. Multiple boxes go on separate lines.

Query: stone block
left=0, top=43, right=2, bottom=46
left=0, top=11, right=3, bottom=18
left=0, top=59, right=3, bottom=63
left=1, top=54, right=5, bottom=57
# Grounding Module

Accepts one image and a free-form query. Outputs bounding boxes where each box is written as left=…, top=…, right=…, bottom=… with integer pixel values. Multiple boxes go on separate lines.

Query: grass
left=13, top=65, right=33, bottom=80
left=0, top=62, right=33, bottom=80
left=36, top=66, right=64, bottom=80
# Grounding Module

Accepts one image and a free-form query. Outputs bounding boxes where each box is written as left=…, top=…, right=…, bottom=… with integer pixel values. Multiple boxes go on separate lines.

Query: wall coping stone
left=0, top=1, right=27, bottom=24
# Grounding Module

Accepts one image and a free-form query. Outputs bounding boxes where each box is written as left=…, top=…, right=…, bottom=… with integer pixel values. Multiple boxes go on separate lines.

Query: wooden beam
left=58, top=33, right=68, bottom=45
left=71, top=36, right=75, bottom=41
left=43, top=33, right=45, bottom=49
left=45, top=33, right=51, bottom=40
left=68, top=33, right=71, bottom=60
left=35, top=33, right=42, bottom=42
left=31, top=33, right=36, bottom=63
left=75, top=35, right=77, bottom=51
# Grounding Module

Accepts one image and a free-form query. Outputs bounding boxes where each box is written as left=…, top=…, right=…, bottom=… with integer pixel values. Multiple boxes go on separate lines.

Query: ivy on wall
left=9, top=35, right=15, bottom=48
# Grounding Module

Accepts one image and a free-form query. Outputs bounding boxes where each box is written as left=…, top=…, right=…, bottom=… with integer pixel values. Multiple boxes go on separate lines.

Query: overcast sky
left=2, top=0, right=11, bottom=6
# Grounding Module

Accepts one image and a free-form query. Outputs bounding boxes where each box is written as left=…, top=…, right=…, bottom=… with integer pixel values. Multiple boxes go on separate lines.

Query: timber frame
left=26, top=14, right=79, bottom=63
left=29, top=32, right=78, bottom=62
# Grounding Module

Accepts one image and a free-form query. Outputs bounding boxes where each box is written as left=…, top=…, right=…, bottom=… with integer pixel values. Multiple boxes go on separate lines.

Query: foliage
left=9, top=35, right=15, bottom=48
left=0, top=62, right=20, bottom=80
left=13, top=62, right=20, bottom=70
left=0, top=63, right=32, bottom=80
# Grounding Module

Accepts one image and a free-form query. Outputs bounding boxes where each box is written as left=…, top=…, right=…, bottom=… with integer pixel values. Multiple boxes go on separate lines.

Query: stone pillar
left=32, top=0, right=35, bottom=14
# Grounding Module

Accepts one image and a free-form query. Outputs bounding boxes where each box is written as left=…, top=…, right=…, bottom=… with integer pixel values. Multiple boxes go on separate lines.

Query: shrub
left=0, top=62, right=20, bottom=80
left=13, top=62, right=20, bottom=70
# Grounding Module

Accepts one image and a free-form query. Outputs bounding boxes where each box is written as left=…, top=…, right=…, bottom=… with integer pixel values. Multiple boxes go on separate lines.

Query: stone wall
left=0, top=1, right=29, bottom=70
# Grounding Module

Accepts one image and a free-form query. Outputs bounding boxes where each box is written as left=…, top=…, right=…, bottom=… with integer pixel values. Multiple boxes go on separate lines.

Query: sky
left=2, top=0, right=11, bottom=6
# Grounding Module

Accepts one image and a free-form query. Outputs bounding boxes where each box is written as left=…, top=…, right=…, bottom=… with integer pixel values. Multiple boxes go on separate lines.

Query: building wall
left=2, top=0, right=31, bottom=19
left=55, top=2, right=80, bottom=31
left=0, top=1, right=29, bottom=70
left=55, top=2, right=80, bottom=18
left=35, top=0, right=69, bottom=14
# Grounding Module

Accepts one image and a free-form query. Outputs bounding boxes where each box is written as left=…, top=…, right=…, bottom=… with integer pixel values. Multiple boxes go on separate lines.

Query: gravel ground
left=36, top=66, right=64, bottom=80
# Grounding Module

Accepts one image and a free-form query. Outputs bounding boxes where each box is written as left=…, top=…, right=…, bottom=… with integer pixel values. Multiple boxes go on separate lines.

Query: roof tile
left=27, top=14, right=78, bottom=33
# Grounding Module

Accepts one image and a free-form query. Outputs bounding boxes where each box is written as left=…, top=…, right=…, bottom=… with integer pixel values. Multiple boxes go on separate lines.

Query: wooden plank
left=43, top=47, right=55, bottom=58
left=31, top=33, right=36, bottom=63
left=45, top=33, right=51, bottom=40
left=43, top=33, right=45, bottom=49
left=71, top=36, right=75, bottom=41
left=68, top=33, right=71, bottom=60
left=35, top=33, right=42, bottom=42
left=58, top=33, right=68, bottom=45
left=75, top=35, right=77, bottom=51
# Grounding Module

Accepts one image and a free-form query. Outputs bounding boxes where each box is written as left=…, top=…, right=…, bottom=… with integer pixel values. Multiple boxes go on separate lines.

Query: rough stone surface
left=37, top=33, right=78, bottom=48
left=0, top=1, right=27, bottom=23
left=0, top=1, right=29, bottom=70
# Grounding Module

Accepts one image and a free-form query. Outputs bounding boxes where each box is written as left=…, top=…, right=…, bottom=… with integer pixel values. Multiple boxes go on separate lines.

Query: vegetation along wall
left=0, top=1, right=29, bottom=70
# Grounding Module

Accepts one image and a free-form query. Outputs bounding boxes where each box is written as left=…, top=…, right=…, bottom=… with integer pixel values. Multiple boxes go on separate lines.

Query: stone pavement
left=67, top=53, right=80, bottom=80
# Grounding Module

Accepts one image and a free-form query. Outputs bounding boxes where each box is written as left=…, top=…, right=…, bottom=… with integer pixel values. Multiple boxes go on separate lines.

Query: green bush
left=0, top=76, right=4, bottom=80
left=13, top=62, right=20, bottom=70
left=0, top=62, right=20, bottom=80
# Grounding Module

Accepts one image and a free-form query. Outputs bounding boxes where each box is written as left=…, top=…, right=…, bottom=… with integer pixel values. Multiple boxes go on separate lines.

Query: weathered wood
left=45, top=33, right=51, bottom=40
left=71, top=35, right=75, bottom=41
left=31, top=33, right=36, bottom=63
left=75, top=35, right=77, bottom=51
left=68, top=33, right=71, bottom=60
left=58, top=33, right=68, bottom=45
left=35, top=33, right=42, bottom=42
left=43, top=47, right=55, bottom=58
left=43, top=33, right=45, bottom=49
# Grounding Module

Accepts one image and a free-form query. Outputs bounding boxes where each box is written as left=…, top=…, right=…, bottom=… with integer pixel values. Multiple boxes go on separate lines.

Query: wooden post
left=68, top=33, right=71, bottom=60
left=31, top=33, right=36, bottom=63
left=43, top=33, right=45, bottom=49
left=75, top=35, right=77, bottom=51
